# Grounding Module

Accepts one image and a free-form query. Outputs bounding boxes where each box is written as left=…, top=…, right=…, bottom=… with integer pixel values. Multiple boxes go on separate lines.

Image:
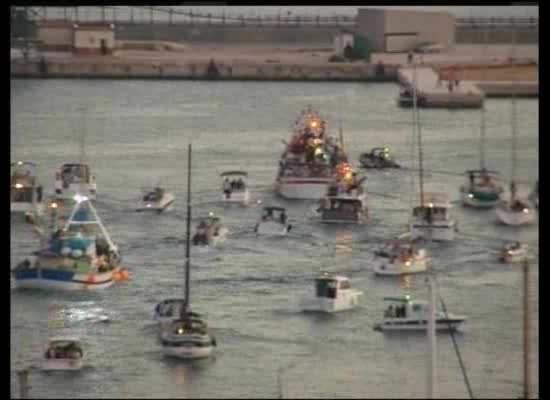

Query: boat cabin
left=57, top=163, right=92, bottom=188
left=45, top=337, right=83, bottom=360
left=143, top=187, right=165, bottom=202
left=465, top=169, right=500, bottom=189
left=383, top=296, right=425, bottom=319
left=155, top=298, right=185, bottom=319
left=314, top=273, right=352, bottom=299
left=11, top=161, right=42, bottom=204
left=375, top=241, right=416, bottom=261
left=412, top=192, right=452, bottom=221
left=167, top=315, right=209, bottom=336
left=260, top=206, right=287, bottom=224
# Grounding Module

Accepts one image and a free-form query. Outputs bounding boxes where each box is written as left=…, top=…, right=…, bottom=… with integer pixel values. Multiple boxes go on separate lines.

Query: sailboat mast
left=412, top=60, right=425, bottom=207
left=480, top=104, right=486, bottom=170
left=510, top=26, right=518, bottom=202
left=184, top=144, right=192, bottom=312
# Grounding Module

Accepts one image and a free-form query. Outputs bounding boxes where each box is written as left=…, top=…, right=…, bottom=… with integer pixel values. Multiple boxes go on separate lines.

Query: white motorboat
left=499, top=241, right=529, bottom=263
left=12, top=194, right=128, bottom=291
left=136, top=186, right=175, bottom=213
left=301, top=272, right=363, bottom=313
left=153, top=298, right=186, bottom=324
left=54, top=163, right=97, bottom=200
left=316, top=178, right=368, bottom=224
left=192, top=214, right=228, bottom=248
left=254, top=206, right=292, bottom=236
left=359, top=147, right=401, bottom=169
left=410, top=193, right=457, bottom=242
left=159, top=144, right=216, bottom=360
left=221, top=170, right=250, bottom=205
left=274, top=105, right=348, bottom=200
left=460, top=170, right=504, bottom=208
left=374, top=296, right=466, bottom=332
left=42, top=337, right=83, bottom=371
left=496, top=183, right=535, bottom=226
left=373, top=240, right=429, bottom=276
left=11, top=161, right=44, bottom=216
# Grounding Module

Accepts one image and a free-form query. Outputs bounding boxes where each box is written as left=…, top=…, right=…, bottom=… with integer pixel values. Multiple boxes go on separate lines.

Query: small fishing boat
left=12, top=194, right=127, bottom=291
left=254, top=206, right=292, bottom=236
left=54, top=163, right=97, bottom=200
left=301, top=272, right=363, bottom=313
left=359, top=147, right=400, bottom=169
left=192, top=214, right=228, bottom=248
left=159, top=144, right=217, bottom=360
left=499, top=241, right=529, bottom=263
left=42, top=337, right=84, bottom=371
left=374, top=296, right=466, bottom=332
left=410, top=193, right=457, bottom=242
left=221, top=171, right=250, bottom=205
left=372, top=240, right=429, bottom=276
left=136, top=186, right=175, bottom=213
left=153, top=298, right=186, bottom=324
left=11, top=161, right=44, bottom=216
left=496, top=183, right=535, bottom=226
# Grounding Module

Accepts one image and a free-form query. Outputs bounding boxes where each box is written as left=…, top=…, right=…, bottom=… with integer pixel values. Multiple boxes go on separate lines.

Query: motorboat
left=374, top=295, right=466, bottom=332
left=11, top=161, right=44, bottom=216
left=153, top=298, right=186, bottom=324
left=274, top=105, right=347, bottom=200
left=136, top=186, right=175, bottom=213
left=159, top=144, right=216, bottom=360
left=495, top=182, right=535, bottom=226
left=254, top=206, right=292, bottom=236
left=301, top=272, right=363, bottom=313
left=460, top=169, right=504, bottom=208
left=192, top=214, right=228, bottom=248
left=372, top=240, right=429, bottom=276
left=42, top=337, right=83, bottom=371
left=359, top=147, right=400, bottom=169
left=499, top=241, right=529, bottom=264
left=12, top=194, right=128, bottom=291
left=410, top=193, right=457, bottom=242
left=221, top=171, right=250, bottom=205
left=316, top=178, right=368, bottom=224
left=54, top=163, right=97, bottom=200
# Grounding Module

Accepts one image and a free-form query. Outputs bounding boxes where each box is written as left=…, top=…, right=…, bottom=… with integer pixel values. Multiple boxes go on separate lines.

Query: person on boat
left=469, top=171, right=475, bottom=188
left=223, top=178, right=232, bottom=199
left=236, top=178, right=244, bottom=190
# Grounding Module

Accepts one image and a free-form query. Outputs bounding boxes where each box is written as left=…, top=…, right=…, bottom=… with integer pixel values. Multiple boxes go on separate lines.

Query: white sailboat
left=408, top=62, right=457, bottom=242
left=159, top=144, right=217, bottom=359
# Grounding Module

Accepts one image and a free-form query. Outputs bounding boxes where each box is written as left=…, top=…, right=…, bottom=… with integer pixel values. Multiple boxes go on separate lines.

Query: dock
left=398, top=67, right=484, bottom=108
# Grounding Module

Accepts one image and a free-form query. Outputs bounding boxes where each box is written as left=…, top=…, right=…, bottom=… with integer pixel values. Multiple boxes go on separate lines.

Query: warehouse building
left=36, top=21, right=115, bottom=54
left=355, top=8, right=455, bottom=53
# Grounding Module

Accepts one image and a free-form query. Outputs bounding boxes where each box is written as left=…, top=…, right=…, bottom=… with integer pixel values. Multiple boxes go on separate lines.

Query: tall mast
left=184, top=143, right=192, bottom=313
left=480, top=23, right=488, bottom=170
left=510, top=26, right=518, bottom=202
left=412, top=58, right=425, bottom=207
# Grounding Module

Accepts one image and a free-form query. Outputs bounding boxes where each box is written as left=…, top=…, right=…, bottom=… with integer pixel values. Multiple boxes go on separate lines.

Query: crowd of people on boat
left=222, top=177, right=246, bottom=198
left=45, top=343, right=83, bottom=360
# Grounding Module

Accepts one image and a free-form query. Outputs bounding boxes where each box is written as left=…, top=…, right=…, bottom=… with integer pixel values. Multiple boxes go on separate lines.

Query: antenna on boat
left=184, top=143, right=192, bottom=315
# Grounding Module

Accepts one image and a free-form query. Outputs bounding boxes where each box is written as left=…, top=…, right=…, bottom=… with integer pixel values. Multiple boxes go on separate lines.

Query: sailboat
left=158, top=144, right=217, bottom=359
left=459, top=105, right=504, bottom=208
left=408, top=62, right=457, bottom=242
left=495, top=36, right=535, bottom=226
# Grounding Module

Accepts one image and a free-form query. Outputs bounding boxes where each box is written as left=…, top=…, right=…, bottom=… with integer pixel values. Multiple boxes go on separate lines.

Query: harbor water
left=11, top=79, right=538, bottom=398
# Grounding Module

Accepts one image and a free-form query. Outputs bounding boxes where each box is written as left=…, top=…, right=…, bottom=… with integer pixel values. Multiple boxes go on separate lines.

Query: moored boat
left=221, top=171, right=250, bottom=205
left=11, top=161, right=44, bottom=216
left=42, top=337, right=84, bottom=371
left=136, top=186, right=175, bottom=213
left=301, top=272, right=363, bottom=313
left=373, top=240, right=429, bottom=276
left=254, top=206, right=292, bottom=236
left=54, top=163, right=97, bottom=200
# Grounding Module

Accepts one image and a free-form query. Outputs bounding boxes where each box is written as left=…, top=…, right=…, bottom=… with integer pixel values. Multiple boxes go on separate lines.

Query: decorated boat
left=274, top=105, right=349, bottom=200
left=315, top=176, right=368, bottom=224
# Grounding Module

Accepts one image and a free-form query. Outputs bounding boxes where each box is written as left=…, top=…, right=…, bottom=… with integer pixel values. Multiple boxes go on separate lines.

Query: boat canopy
left=220, top=171, right=248, bottom=177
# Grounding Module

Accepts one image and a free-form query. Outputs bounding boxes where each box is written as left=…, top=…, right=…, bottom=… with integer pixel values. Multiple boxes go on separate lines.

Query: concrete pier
left=398, top=67, right=484, bottom=108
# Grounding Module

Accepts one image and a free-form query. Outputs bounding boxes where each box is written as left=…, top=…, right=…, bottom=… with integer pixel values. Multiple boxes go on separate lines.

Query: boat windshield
left=315, top=279, right=337, bottom=299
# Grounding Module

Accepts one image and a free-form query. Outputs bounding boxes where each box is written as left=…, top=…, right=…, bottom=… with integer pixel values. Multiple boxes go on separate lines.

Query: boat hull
left=301, top=291, right=362, bottom=313
left=13, top=269, right=115, bottom=291
left=460, top=186, right=500, bottom=208
left=42, top=358, right=83, bottom=371
left=221, top=189, right=250, bottom=205
left=136, top=194, right=175, bottom=213
left=255, top=220, right=289, bottom=236
left=162, top=345, right=214, bottom=360
left=274, top=178, right=333, bottom=200
left=376, top=318, right=465, bottom=332
left=410, top=222, right=456, bottom=242
left=496, top=204, right=535, bottom=226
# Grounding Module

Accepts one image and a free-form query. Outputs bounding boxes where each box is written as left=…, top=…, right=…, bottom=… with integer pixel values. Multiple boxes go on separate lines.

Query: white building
left=333, top=31, right=355, bottom=56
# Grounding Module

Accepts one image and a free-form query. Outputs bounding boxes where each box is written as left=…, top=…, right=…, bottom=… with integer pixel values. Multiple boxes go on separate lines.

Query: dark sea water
left=11, top=79, right=538, bottom=398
